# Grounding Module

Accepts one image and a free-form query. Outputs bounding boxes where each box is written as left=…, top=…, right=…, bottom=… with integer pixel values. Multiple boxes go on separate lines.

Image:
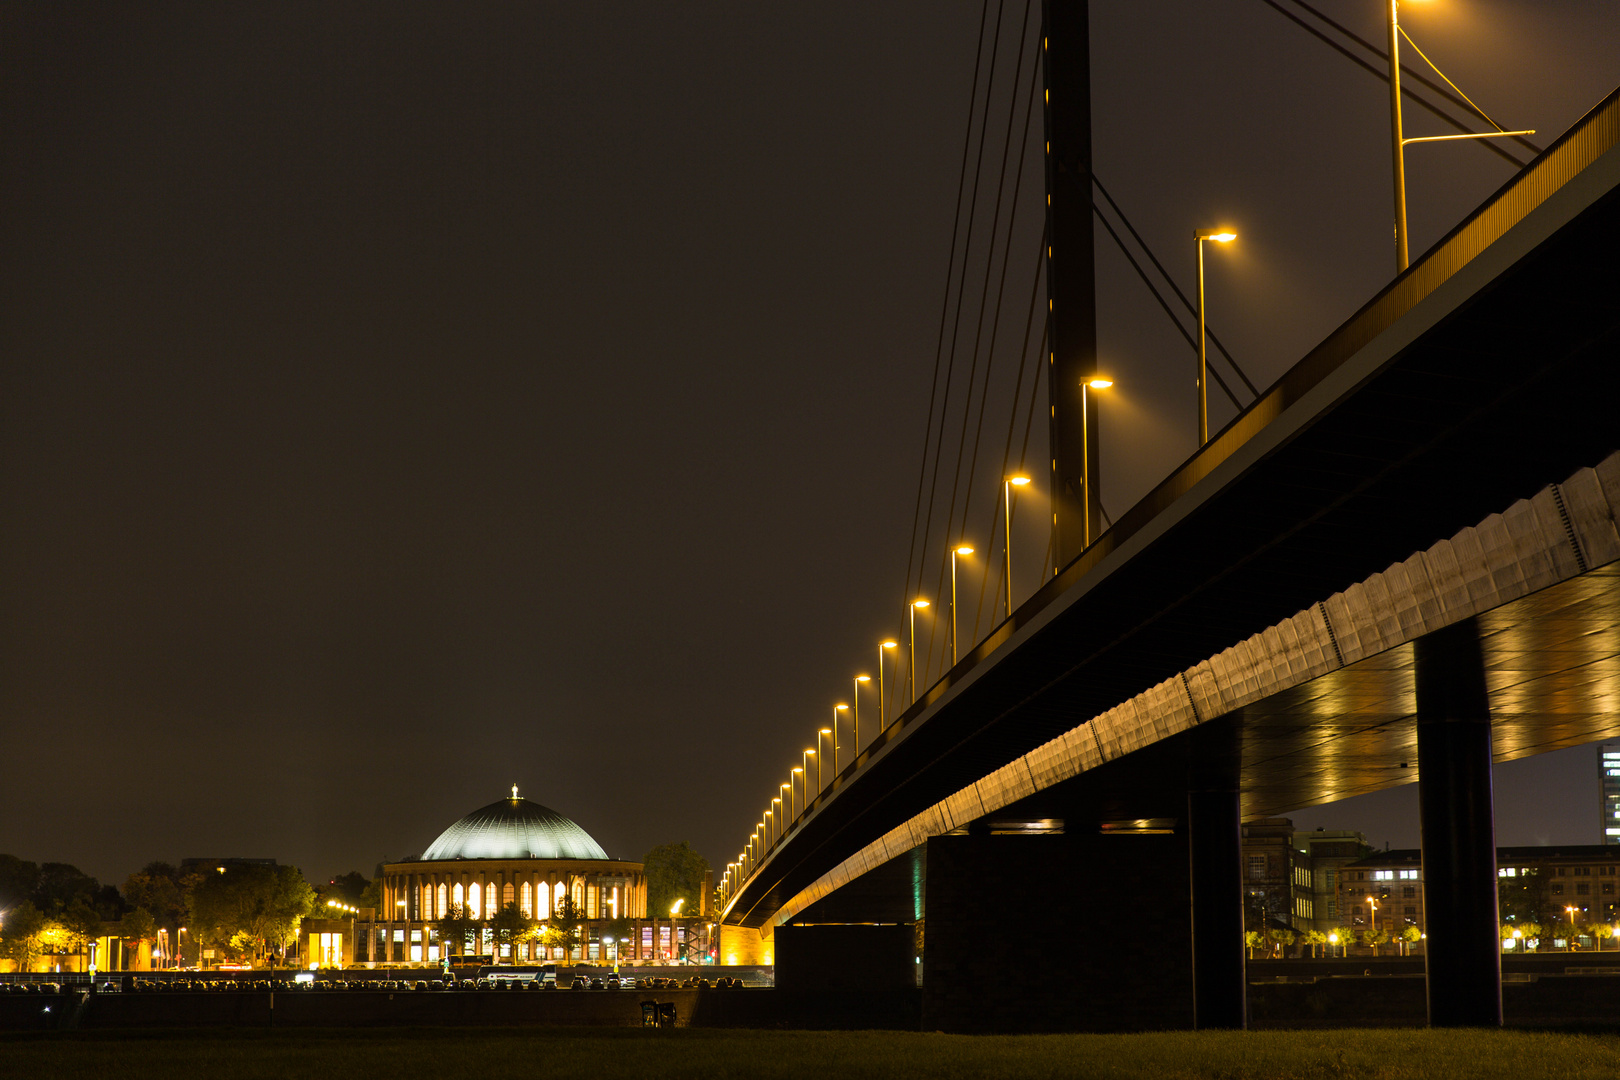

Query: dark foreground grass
left=3, top=1027, right=1619, bottom=1080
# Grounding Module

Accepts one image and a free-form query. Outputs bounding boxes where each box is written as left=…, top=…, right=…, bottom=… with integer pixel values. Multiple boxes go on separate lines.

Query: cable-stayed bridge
left=718, top=2, right=1620, bottom=1032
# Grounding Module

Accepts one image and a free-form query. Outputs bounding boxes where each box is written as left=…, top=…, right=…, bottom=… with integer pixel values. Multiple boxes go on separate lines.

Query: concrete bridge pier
left=1187, top=787, right=1245, bottom=1028
left=1415, top=618, right=1503, bottom=1027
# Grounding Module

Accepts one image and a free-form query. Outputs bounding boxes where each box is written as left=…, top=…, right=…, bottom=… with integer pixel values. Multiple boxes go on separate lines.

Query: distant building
left=300, top=788, right=709, bottom=969
left=1239, top=819, right=1369, bottom=935
left=1601, top=744, right=1620, bottom=845
left=1239, top=818, right=1313, bottom=931
left=1299, top=829, right=1371, bottom=930
left=1338, top=844, right=1620, bottom=949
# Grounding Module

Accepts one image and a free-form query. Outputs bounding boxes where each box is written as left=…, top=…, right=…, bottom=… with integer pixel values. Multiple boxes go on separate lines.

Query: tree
left=1396, top=925, right=1422, bottom=956
left=122, top=906, right=158, bottom=951
left=33, top=863, right=101, bottom=914
left=602, top=916, right=634, bottom=963
left=0, top=856, right=41, bottom=911
left=1266, top=927, right=1296, bottom=959
left=1359, top=927, right=1391, bottom=955
left=0, top=903, right=48, bottom=971
left=1586, top=922, right=1615, bottom=952
left=325, top=871, right=370, bottom=906
left=643, top=842, right=710, bottom=917
left=1299, top=929, right=1328, bottom=958
left=1243, top=930, right=1264, bottom=959
left=125, top=863, right=196, bottom=943
left=491, top=901, right=536, bottom=956
left=189, top=864, right=314, bottom=966
left=1329, top=927, right=1356, bottom=957
left=55, top=900, right=105, bottom=970
left=435, top=903, right=480, bottom=958
left=546, top=896, right=585, bottom=961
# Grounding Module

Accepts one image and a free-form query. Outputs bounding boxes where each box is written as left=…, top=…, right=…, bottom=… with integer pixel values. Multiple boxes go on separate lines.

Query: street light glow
left=1008, top=475, right=1031, bottom=486
left=955, top=545, right=974, bottom=556
left=913, top=600, right=929, bottom=609
left=1085, top=377, right=1113, bottom=390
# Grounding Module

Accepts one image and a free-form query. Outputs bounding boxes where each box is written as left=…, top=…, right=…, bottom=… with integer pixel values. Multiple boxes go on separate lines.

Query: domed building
left=363, top=787, right=658, bottom=965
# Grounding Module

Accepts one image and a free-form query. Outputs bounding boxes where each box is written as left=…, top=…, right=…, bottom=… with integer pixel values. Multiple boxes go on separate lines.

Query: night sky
left=4, top=2, right=1617, bottom=890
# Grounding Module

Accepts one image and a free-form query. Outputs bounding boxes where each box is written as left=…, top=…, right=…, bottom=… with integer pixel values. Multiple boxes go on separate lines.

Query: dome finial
left=511, top=783, right=520, bottom=800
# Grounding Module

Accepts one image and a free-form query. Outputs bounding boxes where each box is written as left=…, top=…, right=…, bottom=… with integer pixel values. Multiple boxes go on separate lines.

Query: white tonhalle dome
left=419, top=785, right=609, bottom=862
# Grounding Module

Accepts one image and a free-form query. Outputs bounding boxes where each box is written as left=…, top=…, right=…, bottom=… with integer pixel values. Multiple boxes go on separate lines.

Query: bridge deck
left=727, top=85, right=1620, bottom=931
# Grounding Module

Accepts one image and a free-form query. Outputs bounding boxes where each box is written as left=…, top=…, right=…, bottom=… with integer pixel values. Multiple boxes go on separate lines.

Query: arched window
left=468, top=881, right=481, bottom=919
left=503, top=882, right=515, bottom=909
left=485, top=882, right=497, bottom=919
left=520, top=882, right=532, bottom=918
left=554, top=880, right=567, bottom=913
left=453, top=882, right=464, bottom=913
left=437, top=883, right=448, bottom=918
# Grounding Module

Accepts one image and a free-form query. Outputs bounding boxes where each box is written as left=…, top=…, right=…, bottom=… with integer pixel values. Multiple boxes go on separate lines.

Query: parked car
left=570, top=975, right=588, bottom=990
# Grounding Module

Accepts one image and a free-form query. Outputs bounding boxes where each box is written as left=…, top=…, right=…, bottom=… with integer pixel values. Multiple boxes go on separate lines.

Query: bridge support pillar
left=1415, top=618, right=1502, bottom=1028
left=1188, top=786, right=1245, bottom=1029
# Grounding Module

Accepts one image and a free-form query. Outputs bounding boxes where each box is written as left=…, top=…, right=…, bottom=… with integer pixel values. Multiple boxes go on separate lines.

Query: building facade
left=1601, top=744, right=1620, bottom=845
left=301, top=788, right=713, bottom=968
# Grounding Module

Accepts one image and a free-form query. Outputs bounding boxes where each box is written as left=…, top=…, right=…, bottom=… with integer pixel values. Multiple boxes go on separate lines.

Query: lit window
left=468, top=882, right=481, bottom=916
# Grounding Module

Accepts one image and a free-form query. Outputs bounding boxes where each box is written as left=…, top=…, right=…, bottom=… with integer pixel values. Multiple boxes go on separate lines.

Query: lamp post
left=790, top=768, right=803, bottom=822
left=1383, top=1, right=1533, bottom=273
left=1387, top=0, right=1411, bottom=272
left=766, top=805, right=776, bottom=848
left=1078, top=377, right=1111, bottom=548
left=1195, top=230, right=1235, bottom=446
left=852, top=675, right=870, bottom=756
left=801, top=750, right=815, bottom=810
left=949, top=545, right=974, bottom=664
left=1566, top=905, right=1580, bottom=948
left=878, top=641, right=897, bottom=730
left=817, top=728, right=831, bottom=793
left=908, top=600, right=930, bottom=704
left=1003, top=476, right=1030, bottom=617
left=832, top=703, right=849, bottom=774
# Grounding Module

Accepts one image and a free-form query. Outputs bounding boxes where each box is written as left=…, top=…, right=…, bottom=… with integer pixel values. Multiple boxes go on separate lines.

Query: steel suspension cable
left=900, top=0, right=993, bottom=629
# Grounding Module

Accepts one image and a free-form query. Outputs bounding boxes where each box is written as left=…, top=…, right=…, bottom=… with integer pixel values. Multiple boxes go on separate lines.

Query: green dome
left=420, top=789, right=608, bottom=861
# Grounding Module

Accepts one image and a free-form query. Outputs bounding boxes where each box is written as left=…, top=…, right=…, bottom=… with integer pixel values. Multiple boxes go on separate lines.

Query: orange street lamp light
left=1003, top=476, right=1031, bottom=617
left=790, top=768, right=803, bottom=822
left=950, top=545, right=975, bottom=665
left=853, top=674, right=871, bottom=757
left=802, top=749, right=816, bottom=808
left=878, top=641, right=898, bottom=730
left=908, top=600, right=931, bottom=704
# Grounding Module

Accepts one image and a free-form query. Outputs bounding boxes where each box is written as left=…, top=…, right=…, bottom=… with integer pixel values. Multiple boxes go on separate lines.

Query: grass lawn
left=3, top=1027, right=1620, bottom=1080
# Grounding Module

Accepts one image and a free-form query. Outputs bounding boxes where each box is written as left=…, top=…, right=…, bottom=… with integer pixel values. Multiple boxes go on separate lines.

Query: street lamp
left=790, top=767, right=803, bottom=822
left=817, top=728, right=832, bottom=794
left=1194, top=230, right=1235, bottom=446
left=852, top=674, right=871, bottom=757
left=832, top=704, right=849, bottom=774
left=908, top=600, right=930, bottom=704
left=878, top=641, right=897, bottom=730
left=1327, top=931, right=1340, bottom=959
left=1003, top=476, right=1030, bottom=617
left=1078, top=377, right=1112, bottom=548
left=801, top=750, right=815, bottom=810
left=1566, top=905, right=1580, bottom=947
left=949, top=545, right=974, bottom=664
